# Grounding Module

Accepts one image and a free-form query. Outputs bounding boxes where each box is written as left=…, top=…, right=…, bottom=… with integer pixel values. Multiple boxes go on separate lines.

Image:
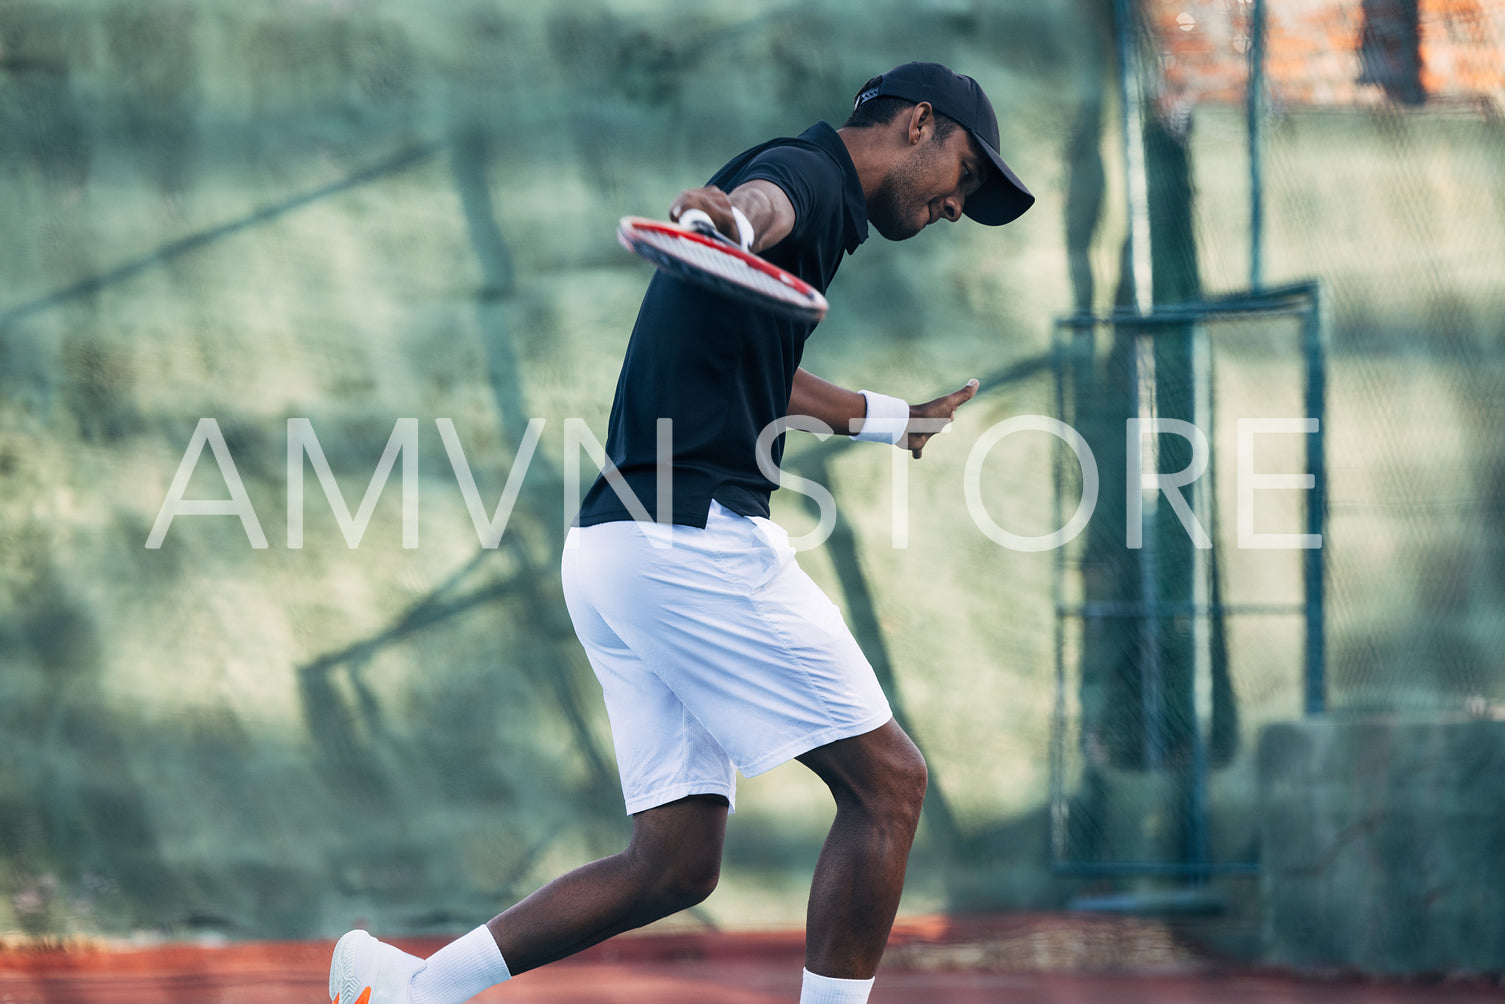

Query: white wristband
left=854, top=390, right=910, bottom=445
left=730, top=206, right=755, bottom=250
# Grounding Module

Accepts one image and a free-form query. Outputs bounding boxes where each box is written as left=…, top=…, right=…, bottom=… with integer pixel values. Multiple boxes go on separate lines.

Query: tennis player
left=331, top=61, right=1033, bottom=1004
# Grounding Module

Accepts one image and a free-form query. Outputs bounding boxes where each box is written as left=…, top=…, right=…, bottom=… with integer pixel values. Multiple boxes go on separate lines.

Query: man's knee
left=665, top=849, right=722, bottom=909
left=802, top=722, right=929, bottom=829
left=625, top=795, right=727, bottom=914
left=883, top=737, right=928, bottom=829
left=626, top=839, right=720, bottom=914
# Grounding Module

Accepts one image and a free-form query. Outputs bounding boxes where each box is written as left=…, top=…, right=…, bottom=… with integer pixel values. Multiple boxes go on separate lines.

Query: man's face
left=867, top=126, right=987, bottom=241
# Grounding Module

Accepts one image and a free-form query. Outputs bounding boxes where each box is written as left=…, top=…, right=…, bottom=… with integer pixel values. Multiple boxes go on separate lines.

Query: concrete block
left=1258, top=717, right=1505, bottom=974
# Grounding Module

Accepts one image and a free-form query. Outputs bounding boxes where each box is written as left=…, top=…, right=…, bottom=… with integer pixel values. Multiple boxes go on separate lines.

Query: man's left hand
left=906, top=378, right=980, bottom=459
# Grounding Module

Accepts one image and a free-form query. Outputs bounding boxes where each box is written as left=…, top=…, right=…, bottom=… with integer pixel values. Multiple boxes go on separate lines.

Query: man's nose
left=942, top=193, right=963, bottom=222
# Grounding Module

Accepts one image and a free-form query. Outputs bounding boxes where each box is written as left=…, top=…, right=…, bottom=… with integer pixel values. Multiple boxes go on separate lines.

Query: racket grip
left=677, top=207, right=752, bottom=250
left=677, top=208, right=717, bottom=234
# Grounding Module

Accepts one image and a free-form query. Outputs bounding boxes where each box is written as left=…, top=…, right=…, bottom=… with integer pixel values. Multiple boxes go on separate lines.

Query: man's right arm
left=670, top=180, right=794, bottom=254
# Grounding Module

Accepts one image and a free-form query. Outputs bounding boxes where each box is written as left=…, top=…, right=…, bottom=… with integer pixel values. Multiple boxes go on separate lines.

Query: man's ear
left=905, top=101, right=935, bottom=145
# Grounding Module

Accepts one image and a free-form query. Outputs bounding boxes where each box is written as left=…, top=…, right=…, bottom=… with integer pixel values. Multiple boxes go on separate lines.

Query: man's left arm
left=789, top=368, right=980, bottom=459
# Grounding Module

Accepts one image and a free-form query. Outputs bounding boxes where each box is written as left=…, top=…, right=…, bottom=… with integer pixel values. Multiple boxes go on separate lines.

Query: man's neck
left=835, top=126, right=890, bottom=205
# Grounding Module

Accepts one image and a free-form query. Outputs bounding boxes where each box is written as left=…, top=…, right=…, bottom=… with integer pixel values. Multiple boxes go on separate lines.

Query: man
left=330, top=60, right=1033, bottom=1004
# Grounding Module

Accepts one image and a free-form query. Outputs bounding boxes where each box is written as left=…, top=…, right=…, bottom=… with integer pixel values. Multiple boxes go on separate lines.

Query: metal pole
left=1050, top=333, right=1071, bottom=868
left=1247, top=0, right=1267, bottom=292
left=1116, top=0, right=1153, bottom=313
left=1134, top=332, right=1164, bottom=769
left=1303, top=294, right=1327, bottom=714
left=1188, top=324, right=1213, bottom=873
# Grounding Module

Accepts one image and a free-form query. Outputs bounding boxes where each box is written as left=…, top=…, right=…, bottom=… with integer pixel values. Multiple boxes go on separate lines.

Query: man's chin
left=871, top=216, right=925, bottom=242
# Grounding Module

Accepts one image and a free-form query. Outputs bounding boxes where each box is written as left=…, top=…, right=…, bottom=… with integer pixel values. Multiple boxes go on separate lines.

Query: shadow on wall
left=0, top=0, right=1089, bottom=939
left=0, top=566, right=187, bottom=936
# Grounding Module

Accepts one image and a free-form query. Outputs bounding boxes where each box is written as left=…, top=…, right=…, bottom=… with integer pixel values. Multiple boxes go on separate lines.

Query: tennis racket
left=617, top=213, right=829, bottom=323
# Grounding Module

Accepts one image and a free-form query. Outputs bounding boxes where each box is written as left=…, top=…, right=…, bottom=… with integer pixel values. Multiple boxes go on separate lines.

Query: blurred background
left=1, top=0, right=1502, bottom=977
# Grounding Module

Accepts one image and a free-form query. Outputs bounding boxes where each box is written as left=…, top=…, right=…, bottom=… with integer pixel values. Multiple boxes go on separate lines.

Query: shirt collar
left=798, top=121, right=869, bottom=254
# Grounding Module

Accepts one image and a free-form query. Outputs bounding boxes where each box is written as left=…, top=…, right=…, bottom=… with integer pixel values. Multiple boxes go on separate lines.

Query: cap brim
left=964, top=132, right=1034, bottom=226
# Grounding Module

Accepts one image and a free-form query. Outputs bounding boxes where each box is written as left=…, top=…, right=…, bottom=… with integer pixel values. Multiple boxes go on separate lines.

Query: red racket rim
left=617, top=216, right=828, bottom=322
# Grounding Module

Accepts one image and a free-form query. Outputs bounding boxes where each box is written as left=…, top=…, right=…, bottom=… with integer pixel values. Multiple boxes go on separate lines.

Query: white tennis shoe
left=329, top=929, right=425, bottom=1004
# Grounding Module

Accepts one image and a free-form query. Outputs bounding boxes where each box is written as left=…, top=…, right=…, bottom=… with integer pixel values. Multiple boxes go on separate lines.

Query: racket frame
left=617, top=215, right=829, bottom=323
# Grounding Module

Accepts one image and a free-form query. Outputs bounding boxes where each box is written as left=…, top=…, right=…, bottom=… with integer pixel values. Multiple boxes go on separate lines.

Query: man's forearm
left=788, top=368, right=870, bottom=435
left=672, top=179, right=795, bottom=254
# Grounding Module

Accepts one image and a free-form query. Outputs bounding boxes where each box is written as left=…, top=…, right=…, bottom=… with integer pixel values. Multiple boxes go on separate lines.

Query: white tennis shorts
left=561, top=501, right=893, bottom=815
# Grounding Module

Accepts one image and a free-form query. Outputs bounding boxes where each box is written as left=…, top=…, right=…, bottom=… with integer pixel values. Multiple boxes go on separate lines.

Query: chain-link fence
left=1047, top=0, right=1505, bottom=885
left=1050, top=286, right=1323, bottom=877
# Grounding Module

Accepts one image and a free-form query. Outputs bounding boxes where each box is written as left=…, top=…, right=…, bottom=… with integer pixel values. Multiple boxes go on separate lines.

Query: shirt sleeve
left=737, top=142, right=843, bottom=250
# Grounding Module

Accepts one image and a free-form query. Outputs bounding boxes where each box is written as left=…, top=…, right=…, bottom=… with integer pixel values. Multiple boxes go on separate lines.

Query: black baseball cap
left=854, top=61, right=1034, bottom=226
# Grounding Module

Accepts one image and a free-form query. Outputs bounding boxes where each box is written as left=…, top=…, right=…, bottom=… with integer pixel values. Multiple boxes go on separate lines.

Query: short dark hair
left=842, top=75, right=961, bottom=141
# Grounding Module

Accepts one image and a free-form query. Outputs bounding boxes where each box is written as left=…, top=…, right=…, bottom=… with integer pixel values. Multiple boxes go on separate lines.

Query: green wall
left=1, top=0, right=1501, bottom=952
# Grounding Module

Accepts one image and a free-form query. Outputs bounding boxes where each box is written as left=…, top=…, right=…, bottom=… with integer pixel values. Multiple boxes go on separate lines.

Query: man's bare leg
left=485, top=793, right=729, bottom=974
left=796, top=719, right=928, bottom=978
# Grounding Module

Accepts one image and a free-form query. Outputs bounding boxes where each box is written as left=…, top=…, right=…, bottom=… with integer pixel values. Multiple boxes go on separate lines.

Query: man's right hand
left=671, top=181, right=794, bottom=254
left=671, top=187, right=740, bottom=243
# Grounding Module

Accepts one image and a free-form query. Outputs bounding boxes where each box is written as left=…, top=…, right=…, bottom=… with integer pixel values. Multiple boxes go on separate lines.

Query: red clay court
left=2, top=915, right=1500, bottom=1003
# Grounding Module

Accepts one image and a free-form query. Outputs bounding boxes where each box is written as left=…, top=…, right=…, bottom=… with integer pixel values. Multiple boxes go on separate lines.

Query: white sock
left=799, top=968, right=875, bottom=1004
left=408, top=925, right=512, bottom=1004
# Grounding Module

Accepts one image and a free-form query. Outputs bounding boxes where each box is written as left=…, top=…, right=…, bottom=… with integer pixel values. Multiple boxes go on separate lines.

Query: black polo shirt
left=577, top=121, right=869, bottom=528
